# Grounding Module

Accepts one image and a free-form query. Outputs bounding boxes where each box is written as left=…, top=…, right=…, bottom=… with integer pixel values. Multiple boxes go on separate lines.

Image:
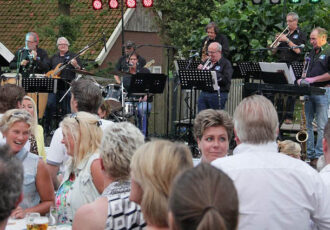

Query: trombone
left=270, top=26, right=290, bottom=48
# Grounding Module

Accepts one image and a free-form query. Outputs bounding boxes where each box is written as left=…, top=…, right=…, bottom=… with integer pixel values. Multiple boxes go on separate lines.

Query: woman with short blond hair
left=130, top=140, right=193, bottom=229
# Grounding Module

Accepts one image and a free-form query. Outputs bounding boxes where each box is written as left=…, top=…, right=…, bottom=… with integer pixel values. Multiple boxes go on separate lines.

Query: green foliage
left=153, top=0, right=329, bottom=62
left=152, top=0, right=216, bottom=55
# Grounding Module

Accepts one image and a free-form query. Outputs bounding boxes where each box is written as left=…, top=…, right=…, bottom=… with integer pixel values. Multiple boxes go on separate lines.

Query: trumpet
left=270, top=26, right=290, bottom=48
left=201, top=57, right=212, bottom=70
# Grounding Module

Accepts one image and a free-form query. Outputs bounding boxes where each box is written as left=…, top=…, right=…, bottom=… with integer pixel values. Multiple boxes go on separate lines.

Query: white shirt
left=46, top=118, right=113, bottom=172
left=212, top=142, right=330, bottom=230
left=320, top=164, right=330, bottom=189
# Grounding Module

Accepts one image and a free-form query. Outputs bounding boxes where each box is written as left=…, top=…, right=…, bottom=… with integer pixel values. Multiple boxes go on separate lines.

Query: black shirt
left=201, top=34, right=230, bottom=58
left=276, top=28, right=307, bottom=63
left=49, top=51, right=82, bottom=81
left=9, top=47, right=49, bottom=78
left=308, top=43, right=330, bottom=87
left=201, top=57, right=233, bottom=92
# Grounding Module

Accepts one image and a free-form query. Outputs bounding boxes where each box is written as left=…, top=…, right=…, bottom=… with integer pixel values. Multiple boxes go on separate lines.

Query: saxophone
left=201, top=38, right=209, bottom=62
left=296, top=53, right=310, bottom=158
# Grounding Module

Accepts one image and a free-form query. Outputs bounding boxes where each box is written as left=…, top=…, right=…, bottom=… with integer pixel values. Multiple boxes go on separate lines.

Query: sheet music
left=259, top=62, right=295, bottom=84
left=210, top=71, right=219, bottom=91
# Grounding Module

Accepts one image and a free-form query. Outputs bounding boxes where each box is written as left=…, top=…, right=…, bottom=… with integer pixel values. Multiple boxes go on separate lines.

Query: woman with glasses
left=0, top=109, right=54, bottom=218
left=22, top=96, right=46, bottom=160
left=55, top=111, right=104, bottom=224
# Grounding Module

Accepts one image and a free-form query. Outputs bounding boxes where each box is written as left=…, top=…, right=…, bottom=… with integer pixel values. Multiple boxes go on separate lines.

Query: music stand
left=174, top=60, right=200, bottom=72
left=21, top=77, right=66, bottom=117
left=291, top=62, right=304, bottom=80
left=126, top=72, right=167, bottom=138
left=238, top=62, right=261, bottom=82
left=178, top=70, right=219, bottom=145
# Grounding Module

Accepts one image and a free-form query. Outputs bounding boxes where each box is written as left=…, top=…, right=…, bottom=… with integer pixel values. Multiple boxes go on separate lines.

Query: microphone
left=189, top=52, right=199, bottom=58
left=102, top=31, right=107, bottom=52
left=291, top=44, right=305, bottom=49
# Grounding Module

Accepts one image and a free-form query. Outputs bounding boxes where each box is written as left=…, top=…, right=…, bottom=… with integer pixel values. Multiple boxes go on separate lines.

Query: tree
left=153, top=0, right=329, bottom=62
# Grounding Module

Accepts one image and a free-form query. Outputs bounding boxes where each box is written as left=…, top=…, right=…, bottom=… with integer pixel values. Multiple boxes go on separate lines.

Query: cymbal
left=72, top=69, right=95, bottom=76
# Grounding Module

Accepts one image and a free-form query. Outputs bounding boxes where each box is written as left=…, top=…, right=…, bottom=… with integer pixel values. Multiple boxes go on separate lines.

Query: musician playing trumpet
left=272, top=12, right=307, bottom=125
left=197, top=42, right=233, bottom=112
left=273, top=12, right=306, bottom=63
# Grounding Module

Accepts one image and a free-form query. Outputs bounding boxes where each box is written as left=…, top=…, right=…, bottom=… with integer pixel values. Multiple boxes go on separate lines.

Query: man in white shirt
left=212, top=95, right=330, bottom=230
left=320, top=121, right=330, bottom=188
left=46, top=79, right=113, bottom=189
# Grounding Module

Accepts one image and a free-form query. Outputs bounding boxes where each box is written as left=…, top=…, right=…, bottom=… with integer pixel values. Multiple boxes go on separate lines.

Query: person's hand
left=11, top=206, right=26, bottom=219
left=305, top=77, right=315, bottom=84
left=70, top=58, right=80, bottom=69
left=20, top=60, right=29, bottom=66
left=31, top=50, right=37, bottom=61
left=278, top=34, right=288, bottom=43
left=197, top=64, right=203, bottom=70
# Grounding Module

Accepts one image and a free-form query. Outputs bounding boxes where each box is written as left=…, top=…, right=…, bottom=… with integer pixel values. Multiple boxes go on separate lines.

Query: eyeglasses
left=58, top=43, right=68, bottom=46
left=207, top=51, right=220, bottom=55
left=9, top=111, right=31, bottom=121
left=26, top=40, right=35, bottom=43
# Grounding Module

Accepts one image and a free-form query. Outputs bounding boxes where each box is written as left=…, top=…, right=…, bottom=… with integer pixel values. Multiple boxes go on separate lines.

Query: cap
left=125, top=40, right=135, bottom=49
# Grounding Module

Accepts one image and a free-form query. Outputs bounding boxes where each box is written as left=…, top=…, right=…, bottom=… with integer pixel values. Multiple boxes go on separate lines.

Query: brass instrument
left=296, top=53, right=310, bottom=159
left=270, top=26, right=290, bottom=48
left=202, top=57, right=212, bottom=70
left=201, top=38, right=209, bottom=61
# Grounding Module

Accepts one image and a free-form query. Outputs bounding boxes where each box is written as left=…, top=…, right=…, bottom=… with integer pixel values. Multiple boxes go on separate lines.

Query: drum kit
left=102, top=83, right=139, bottom=120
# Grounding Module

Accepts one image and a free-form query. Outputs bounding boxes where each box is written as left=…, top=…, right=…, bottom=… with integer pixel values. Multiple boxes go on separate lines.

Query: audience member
left=320, top=121, right=330, bottom=188
left=169, top=163, right=238, bottom=230
left=212, top=95, right=330, bottom=229
left=73, top=122, right=145, bottom=230
left=0, top=109, right=54, bottom=218
left=55, top=112, right=103, bottom=224
left=46, top=79, right=113, bottom=189
left=194, top=109, right=233, bottom=163
left=277, top=139, right=301, bottom=159
left=97, top=99, right=111, bottom=119
left=130, top=140, right=193, bottom=229
left=0, top=145, right=24, bottom=230
left=0, top=84, right=25, bottom=144
left=22, top=96, right=46, bottom=160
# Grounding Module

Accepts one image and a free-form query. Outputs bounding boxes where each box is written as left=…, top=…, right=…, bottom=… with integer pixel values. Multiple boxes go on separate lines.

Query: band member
left=273, top=12, right=307, bottom=124
left=125, top=52, right=151, bottom=136
left=9, top=32, right=49, bottom=78
left=297, top=27, right=329, bottom=167
left=114, top=40, right=146, bottom=84
left=44, top=37, right=82, bottom=132
left=200, top=22, right=230, bottom=61
left=197, top=42, right=233, bottom=112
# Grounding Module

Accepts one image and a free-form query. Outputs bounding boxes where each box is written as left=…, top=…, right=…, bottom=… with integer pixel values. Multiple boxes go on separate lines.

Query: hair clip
left=97, top=120, right=102, bottom=127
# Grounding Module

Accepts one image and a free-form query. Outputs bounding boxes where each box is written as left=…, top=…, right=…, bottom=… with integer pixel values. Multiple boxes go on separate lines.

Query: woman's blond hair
left=0, top=109, right=32, bottom=134
left=22, top=96, right=38, bottom=136
left=278, top=140, right=301, bottom=159
left=60, top=112, right=102, bottom=167
left=130, top=140, right=193, bottom=227
left=100, top=122, right=144, bottom=181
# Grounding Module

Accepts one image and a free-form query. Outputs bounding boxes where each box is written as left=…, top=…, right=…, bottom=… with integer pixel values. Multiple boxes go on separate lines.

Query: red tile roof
left=0, top=0, right=123, bottom=60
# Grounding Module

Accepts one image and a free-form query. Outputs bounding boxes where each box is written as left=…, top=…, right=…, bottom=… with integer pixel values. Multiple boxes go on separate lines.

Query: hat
left=125, top=40, right=135, bottom=49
